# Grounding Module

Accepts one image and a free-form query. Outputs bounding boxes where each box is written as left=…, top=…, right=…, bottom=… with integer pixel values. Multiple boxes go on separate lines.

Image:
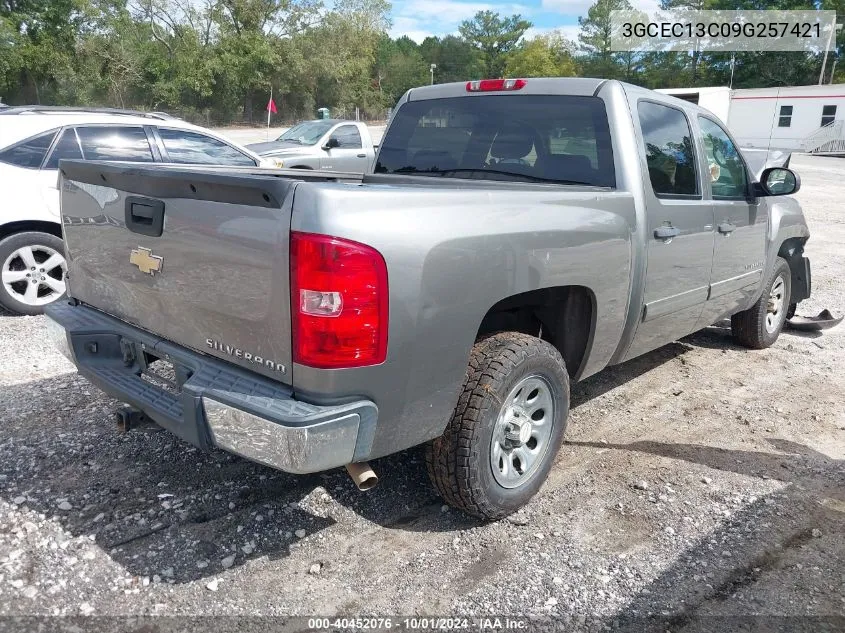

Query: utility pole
left=819, top=22, right=842, bottom=85
left=430, top=64, right=437, bottom=85
left=729, top=53, right=736, bottom=90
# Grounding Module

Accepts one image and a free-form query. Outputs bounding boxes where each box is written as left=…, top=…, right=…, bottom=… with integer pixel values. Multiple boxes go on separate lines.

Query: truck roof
left=409, top=78, right=608, bottom=100
left=406, top=78, right=720, bottom=119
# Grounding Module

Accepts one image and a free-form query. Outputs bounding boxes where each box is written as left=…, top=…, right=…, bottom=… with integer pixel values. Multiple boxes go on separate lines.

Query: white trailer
left=728, top=84, right=845, bottom=154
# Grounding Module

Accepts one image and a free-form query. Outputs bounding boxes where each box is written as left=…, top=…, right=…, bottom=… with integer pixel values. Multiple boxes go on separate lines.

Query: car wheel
left=426, top=332, right=570, bottom=520
left=786, top=302, right=797, bottom=320
left=0, top=231, right=68, bottom=315
left=731, top=257, right=791, bottom=349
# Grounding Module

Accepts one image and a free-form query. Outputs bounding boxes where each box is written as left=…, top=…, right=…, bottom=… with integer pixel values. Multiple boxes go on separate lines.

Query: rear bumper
left=44, top=302, right=377, bottom=474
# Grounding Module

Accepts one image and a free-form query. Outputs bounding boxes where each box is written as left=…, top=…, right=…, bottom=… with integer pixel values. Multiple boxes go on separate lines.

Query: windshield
left=375, top=95, right=615, bottom=187
left=276, top=121, right=333, bottom=145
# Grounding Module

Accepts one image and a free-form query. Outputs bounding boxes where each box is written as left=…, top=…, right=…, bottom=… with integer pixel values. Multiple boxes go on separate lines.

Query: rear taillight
left=466, top=78, right=526, bottom=92
left=290, top=231, right=388, bottom=369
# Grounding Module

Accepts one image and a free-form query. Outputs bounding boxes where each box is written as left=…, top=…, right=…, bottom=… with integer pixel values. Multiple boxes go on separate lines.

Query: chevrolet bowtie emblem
left=129, top=247, right=163, bottom=275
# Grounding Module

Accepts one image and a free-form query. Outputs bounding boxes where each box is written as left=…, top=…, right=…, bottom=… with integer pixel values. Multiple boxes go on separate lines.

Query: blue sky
left=389, top=0, right=661, bottom=43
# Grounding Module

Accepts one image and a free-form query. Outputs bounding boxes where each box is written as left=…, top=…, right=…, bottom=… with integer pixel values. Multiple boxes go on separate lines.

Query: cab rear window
left=0, top=130, right=58, bottom=169
left=375, top=95, right=615, bottom=187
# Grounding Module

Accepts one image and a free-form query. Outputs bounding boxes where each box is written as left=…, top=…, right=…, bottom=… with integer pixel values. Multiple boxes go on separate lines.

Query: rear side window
left=0, top=130, right=58, bottom=169
left=157, top=128, right=256, bottom=166
left=638, top=101, right=699, bottom=197
left=44, top=128, right=83, bottom=169
left=330, top=125, right=363, bottom=149
left=76, top=126, right=154, bottom=162
left=375, top=95, right=615, bottom=187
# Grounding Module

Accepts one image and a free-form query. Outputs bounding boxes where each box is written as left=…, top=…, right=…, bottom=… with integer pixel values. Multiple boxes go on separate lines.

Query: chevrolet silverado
left=46, top=78, right=812, bottom=519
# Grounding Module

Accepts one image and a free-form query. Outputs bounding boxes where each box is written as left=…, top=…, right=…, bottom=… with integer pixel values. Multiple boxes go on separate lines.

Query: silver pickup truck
left=246, top=119, right=377, bottom=172
left=46, top=78, right=812, bottom=520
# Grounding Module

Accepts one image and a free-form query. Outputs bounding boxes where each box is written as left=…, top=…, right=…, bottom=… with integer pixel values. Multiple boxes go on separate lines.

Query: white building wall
left=728, top=84, right=845, bottom=151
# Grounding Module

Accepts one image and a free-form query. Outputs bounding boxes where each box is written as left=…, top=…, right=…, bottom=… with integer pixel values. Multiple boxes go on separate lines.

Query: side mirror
left=757, top=167, right=800, bottom=196
left=322, top=137, right=340, bottom=151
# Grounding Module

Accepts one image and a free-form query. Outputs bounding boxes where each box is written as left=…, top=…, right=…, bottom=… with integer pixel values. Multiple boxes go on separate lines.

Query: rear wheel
left=426, top=332, right=569, bottom=520
left=0, top=231, right=67, bottom=315
left=731, top=257, right=791, bottom=349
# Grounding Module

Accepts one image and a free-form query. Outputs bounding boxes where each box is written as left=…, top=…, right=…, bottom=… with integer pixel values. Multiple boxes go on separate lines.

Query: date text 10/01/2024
left=307, top=618, right=529, bottom=630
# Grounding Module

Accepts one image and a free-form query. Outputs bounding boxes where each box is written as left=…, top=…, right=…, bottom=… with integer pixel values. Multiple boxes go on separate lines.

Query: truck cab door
left=623, top=100, right=716, bottom=361
left=694, top=116, right=767, bottom=329
left=319, top=124, right=370, bottom=172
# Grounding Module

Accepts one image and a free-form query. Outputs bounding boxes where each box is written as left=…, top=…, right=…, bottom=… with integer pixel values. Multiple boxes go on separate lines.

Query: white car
left=0, top=107, right=272, bottom=315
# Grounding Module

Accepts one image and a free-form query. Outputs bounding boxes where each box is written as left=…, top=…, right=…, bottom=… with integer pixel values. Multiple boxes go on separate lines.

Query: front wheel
left=426, top=332, right=570, bottom=520
left=731, top=257, right=792, bottom=349
left=0, top=231, right=68, bottom=315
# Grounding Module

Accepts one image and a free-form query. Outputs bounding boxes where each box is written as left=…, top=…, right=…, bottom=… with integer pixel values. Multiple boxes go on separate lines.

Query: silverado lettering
left=206, top=339, right=286, bottom=373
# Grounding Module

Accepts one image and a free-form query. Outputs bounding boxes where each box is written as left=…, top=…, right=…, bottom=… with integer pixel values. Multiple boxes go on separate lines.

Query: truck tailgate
left=59, top=161, right=295, bottom=385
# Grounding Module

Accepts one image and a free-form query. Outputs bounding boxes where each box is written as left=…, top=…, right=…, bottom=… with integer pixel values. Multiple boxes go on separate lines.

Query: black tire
left=786, top=303, right=797, bottom=320
left=0, top=231, right=67, bottom=316
left=731, top=256, right=792, bottom=349
left=426, top=332, right=570, bottom=520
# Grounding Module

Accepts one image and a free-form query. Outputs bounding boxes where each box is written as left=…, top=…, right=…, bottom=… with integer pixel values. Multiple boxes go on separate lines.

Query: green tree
left=577, top=0, right=631, bottom=80
left=374, top=35, right=428, bottom=104
left=420, top=35, right=482, bottom=83
left=0, top=0, right=90, bottom=102
left=458, top=10, right=531, bottom=78
left=505, top=32, right=577, bottom=78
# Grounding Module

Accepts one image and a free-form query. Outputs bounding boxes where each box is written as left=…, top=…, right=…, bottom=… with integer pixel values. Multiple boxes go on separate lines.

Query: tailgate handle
left=126, top=197, right=165, bottom=237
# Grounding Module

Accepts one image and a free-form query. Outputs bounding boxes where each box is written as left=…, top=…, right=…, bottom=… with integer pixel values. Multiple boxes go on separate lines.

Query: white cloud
left=524, top=24, right=581, bottom=43
left=389, top=0, right=533, bottom=42
left=539, top=0, right=591, bottom=14
left=540, top=0, right=661, bottom=17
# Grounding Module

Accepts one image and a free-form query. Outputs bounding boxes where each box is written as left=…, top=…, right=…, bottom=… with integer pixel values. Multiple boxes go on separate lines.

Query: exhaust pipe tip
left=345, top=462, right=378, bottom=491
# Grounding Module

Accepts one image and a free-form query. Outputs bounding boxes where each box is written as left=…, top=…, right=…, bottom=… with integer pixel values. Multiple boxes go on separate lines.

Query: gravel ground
left=0, top=154, right=843, bottom=631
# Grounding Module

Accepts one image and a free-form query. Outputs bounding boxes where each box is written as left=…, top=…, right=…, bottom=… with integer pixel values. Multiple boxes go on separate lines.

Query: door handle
left=125, top=196, right=165, bottom=237
left=718, top=222, right=736, bottom=235
left=356, top=153, right=366, bottom=158
left=654, top=225, right=681, bottom=240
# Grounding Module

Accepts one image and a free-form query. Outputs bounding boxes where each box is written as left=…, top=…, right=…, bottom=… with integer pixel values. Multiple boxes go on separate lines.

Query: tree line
left=1, top=0, right=843, bottom=125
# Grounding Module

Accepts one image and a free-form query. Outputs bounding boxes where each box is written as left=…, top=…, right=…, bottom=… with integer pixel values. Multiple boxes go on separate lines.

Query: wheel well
left=778, top=236, right=807, bottom=259
left=0, top=221, right=63, bottom=242
left=476, top=286, right=595, bottom=379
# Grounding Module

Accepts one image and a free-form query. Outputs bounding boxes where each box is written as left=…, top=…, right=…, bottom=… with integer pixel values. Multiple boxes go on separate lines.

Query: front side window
left=277, top=121, right=334, bottom=145
left=698, top=117, right=748, bottom=200
left=44, top=128, right=83, bottom=169
left=76, top=126, right=154, bottom=162
left=158, top=128, right=256, bottom=166
left=0, top=130, right=58, bottom=168
left=375, top=95, right=615, bottom=187
left=330, top=125, right=362, bottom=149
left=821, top=104, right=837, bottom=127
left=778, top=105, right=793, bottom=127
left=638, top=101, right=698, bottom=197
